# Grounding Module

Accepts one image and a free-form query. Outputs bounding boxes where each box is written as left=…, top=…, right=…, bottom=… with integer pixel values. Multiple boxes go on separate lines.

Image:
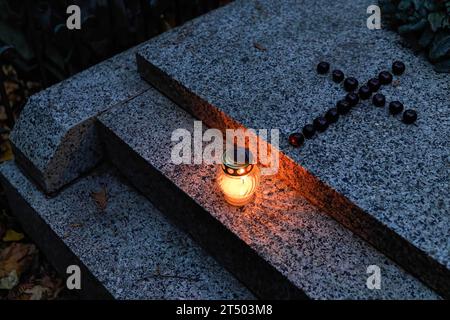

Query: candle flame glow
left=217, top=166, right=259, bottom=207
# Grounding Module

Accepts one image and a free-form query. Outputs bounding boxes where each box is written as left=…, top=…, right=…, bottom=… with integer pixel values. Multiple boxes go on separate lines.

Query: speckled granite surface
left=10, top=44, right=150, bottom=194
left=0, top=161, right=253, bottom=300
left=98, top=88, right=439, bottom=300
left=136, top=0, right=450, bottom=295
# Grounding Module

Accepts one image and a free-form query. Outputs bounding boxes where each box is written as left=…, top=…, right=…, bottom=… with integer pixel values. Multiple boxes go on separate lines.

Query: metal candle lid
left=221, top=147, right=255, bottom=177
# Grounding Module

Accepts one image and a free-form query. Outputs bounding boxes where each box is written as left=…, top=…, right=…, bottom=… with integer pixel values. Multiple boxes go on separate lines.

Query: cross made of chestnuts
left=289, top=60, right=417, bottom=148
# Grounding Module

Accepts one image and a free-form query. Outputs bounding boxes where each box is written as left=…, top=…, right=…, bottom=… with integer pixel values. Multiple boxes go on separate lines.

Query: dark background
left=0, top=0, right=231, bottom=131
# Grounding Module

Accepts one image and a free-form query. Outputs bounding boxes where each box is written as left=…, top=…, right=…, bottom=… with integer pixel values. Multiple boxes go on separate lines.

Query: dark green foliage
left=0, top=0, right=229, bottom=86
left=379, top=0, right=450, bottom=73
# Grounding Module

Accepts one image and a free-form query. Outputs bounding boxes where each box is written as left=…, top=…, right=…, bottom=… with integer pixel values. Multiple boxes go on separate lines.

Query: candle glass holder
left=217, top=147, right=260, bottom=207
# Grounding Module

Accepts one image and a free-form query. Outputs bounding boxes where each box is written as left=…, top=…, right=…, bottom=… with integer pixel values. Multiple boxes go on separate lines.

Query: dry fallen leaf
left=25, top=285, right=51, bottom=300
left=253, top=42, right=267, bottom=51
left=0, top=106, right=7, bottom=121
left=2, top=229, right=25, bottom=242
left=0, top=243, right=37, bottom=289
left=6, top=282, right=34, bottom=300
left=0, top=222, right=6, bottom=239
left=5, top=81, right=19, bottom=95
left=41, top=274, right=63, bottom=293
left=7, top=275, right=63, bottom=300
left=91, top=186, right=108, bottom=212
left=0, top=140, right=14, bottom=163
left=0, top=270, right=19, bottom=290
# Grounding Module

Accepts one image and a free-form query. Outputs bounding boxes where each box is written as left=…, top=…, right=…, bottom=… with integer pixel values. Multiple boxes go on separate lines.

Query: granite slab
left=136, top=0, right=450, bottom=295
left=98, top=88, right=439, bottom=300
left=0, top=161, right=254, bottom=300
left=10, top=43, right=151, bottom=194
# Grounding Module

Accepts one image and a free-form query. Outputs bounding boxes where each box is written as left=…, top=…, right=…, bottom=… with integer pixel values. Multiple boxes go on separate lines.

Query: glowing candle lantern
left=217, top=148, right=260, bottom=207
